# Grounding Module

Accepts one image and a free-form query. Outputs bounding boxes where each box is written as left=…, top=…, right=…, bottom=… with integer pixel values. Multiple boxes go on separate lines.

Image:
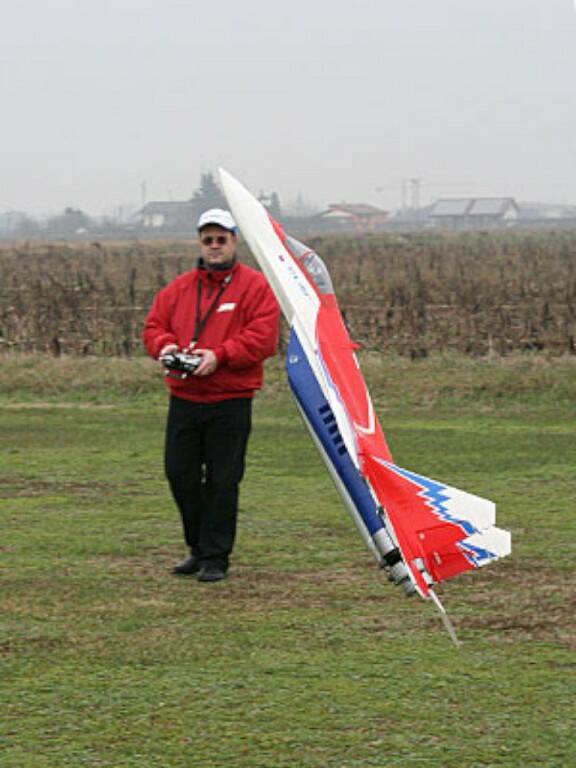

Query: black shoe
left=172, top=555, right=200, bottom=575
left=197, top=566, right=227, bottom=583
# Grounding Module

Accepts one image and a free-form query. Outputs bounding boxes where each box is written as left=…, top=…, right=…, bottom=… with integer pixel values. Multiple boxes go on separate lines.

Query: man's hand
left=158, top=344, right=179, bottom=365
left=193, top=349, right=219, bottom=377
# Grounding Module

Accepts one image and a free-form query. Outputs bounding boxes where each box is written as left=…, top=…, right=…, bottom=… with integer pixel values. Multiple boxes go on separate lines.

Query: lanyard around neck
left=189, top=273, right=233, bottom=349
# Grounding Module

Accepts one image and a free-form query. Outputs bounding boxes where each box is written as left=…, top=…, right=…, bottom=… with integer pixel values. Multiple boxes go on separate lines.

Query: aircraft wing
left=363, top=455, right=512, bottom=597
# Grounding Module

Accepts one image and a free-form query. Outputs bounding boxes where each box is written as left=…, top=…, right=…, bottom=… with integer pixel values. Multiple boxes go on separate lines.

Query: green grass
left=1, top=354, right=575, bottom=767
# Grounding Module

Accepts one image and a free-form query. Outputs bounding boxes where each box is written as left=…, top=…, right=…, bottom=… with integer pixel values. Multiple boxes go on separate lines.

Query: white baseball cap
left=197, top=208, right=237, bottom=232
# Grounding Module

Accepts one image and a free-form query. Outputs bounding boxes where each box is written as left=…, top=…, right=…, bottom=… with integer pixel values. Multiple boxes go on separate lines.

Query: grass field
left=1, top=353, right=575, bottom=767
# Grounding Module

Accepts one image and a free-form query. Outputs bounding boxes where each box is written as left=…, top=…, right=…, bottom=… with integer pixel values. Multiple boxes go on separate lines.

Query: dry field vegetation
left=1, top=229, right=575, bottom=357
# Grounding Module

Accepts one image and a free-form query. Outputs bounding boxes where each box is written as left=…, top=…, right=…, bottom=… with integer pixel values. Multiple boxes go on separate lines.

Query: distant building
left=517, top=202, right=576, bottom=221
left=314, top=203, right=388, bottom=231
left=140, top=201, right=196, bottom=230
left=429, top=197, right=519, bottom=228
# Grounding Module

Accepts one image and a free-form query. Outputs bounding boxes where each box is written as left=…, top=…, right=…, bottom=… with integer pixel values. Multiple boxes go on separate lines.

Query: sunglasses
left=201, top=235, right=230, bottom=246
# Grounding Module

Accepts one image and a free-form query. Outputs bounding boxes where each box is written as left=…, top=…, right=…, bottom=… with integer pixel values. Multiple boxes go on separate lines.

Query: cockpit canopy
left=286, top=235, right=334, bottom=295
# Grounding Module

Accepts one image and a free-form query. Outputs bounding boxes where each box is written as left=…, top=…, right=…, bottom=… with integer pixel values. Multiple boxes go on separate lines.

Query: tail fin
left=363, top=455, right=512, bottom=598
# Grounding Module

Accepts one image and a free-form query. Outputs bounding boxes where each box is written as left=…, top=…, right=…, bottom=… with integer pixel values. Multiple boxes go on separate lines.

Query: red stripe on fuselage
left=272, top=215, right=393, bottom=466
left=316, top=301, right=393, bottom=465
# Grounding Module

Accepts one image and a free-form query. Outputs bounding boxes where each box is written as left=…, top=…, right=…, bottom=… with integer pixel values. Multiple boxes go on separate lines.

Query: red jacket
left=143, top=261, right=280, bottom=402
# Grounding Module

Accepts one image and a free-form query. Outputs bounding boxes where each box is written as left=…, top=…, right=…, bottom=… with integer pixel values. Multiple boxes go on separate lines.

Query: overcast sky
left=2, top=0, right=575, bottom=216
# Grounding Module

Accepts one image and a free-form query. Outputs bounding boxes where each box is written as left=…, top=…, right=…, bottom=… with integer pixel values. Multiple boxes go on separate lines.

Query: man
left=143, top=209, right=280, bottom=582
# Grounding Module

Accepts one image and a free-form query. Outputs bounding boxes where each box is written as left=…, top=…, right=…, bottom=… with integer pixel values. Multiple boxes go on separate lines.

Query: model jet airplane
left=220, top=168, right=511, bottom=644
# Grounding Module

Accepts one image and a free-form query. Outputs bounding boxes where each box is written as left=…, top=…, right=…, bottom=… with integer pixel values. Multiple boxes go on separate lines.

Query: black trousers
left=164, top=395, right=252, bottom=571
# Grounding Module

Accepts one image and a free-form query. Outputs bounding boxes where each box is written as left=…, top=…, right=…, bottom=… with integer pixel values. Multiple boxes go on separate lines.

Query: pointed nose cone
left=218, top=167, right=270, bottom=238
left=218, top=167, right=251, bottom=210
left=218, top=167, right=236, bottom=197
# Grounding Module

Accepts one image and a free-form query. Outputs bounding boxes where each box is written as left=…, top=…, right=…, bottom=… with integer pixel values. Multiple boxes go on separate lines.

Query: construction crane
left=376, top=179, right=474, bottom=212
